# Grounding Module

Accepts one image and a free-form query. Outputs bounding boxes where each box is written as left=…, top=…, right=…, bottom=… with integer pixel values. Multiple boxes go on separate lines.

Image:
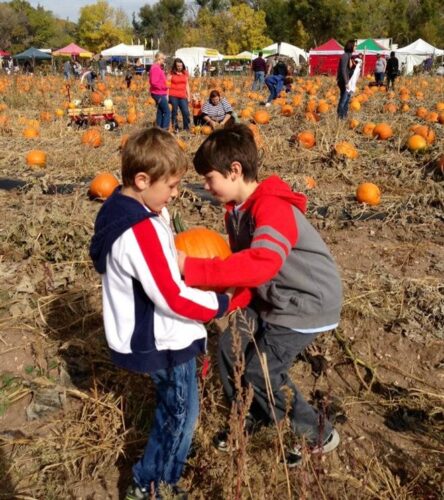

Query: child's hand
left=177, top=250, right=187, bottom=275
left=227, top=287, right=252, bottom=312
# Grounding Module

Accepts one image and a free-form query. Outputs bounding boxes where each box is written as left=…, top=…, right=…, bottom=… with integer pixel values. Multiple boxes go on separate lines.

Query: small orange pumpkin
left=372, top=123, right=393, bottom=140
left=91, top=92, right=103, bottom=105
left=23, top=127, right=39, bottom=138
left=89, top=172, right=119, bottom=199
left=334, top=142, right=358, bottom=159
left=81, top=128, right=102, bottom=148
left=356, top=183, right=381, bottom=205
left=201, top=125, right=213, bottom=135
left=253, top=110, right=270, bottom=124
left=296, top=131, right=316, bottom=149
left=414, top=125, right=435, bottom=144
left=281, top=104, right=294, bottom=117
left=407, top=134, right=427, bottom=152
left=26, top=150, right=47, bottom=168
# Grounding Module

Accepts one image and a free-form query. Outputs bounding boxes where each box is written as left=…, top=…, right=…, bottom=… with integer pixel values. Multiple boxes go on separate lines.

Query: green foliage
left=134, top=0, right=186, bottom=53
left=77, top=0, right=132, bottom=53
left=0, top=0, right=76, bottom=52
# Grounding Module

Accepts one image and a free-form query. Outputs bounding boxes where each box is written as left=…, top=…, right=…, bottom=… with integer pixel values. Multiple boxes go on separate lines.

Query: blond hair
left=121, top=128, right=188, bottom=186
left=154, top=52, right=165, bottom=62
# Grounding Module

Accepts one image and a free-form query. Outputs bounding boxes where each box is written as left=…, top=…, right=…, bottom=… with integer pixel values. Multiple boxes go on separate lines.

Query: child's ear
left=230, top=161, right=242, bottom=178
left=134, top=172, right=151, bottom=190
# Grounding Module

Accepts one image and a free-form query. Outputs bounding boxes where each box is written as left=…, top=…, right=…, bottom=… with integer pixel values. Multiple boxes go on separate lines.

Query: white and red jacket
left=90, top=188, right=232, bottom=374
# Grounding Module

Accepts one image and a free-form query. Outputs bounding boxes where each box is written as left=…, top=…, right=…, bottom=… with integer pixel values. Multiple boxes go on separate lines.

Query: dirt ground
left=0, top=73, right=443, bottom=499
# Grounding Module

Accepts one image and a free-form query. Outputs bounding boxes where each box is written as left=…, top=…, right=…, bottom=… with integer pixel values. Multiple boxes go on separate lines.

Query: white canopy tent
left=261, top=42, right=308, bottom=64
left=175, top=47, right=223, bottom=74
left=101, top=43, right=145, bottom=58
left=396, top=38, right=444, bottom=75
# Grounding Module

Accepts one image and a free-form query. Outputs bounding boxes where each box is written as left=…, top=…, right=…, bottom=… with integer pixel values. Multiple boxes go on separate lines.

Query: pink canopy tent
left=309, top=39, right=343, bottom=76
left=53, top=43, right=92, bottom=58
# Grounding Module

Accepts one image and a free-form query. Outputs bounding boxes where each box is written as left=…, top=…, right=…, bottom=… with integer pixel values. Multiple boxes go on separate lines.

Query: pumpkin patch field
left=0, top=73, right=443, bottom=499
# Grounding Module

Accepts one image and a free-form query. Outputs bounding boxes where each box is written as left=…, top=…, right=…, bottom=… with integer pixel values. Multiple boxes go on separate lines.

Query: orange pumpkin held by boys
left=89, top=172, right=120, bottom=199
left=175, top=228, right=232, bottom=260
left=356, top=183, right=381, bottom=205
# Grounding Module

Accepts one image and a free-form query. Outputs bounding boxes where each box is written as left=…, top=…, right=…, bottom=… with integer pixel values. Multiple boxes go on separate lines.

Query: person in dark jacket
left=336, top=39, right=356, bottom=119
left=251, top=52, right=267, bottom=91
left=385, top=51, right=399, bottom=90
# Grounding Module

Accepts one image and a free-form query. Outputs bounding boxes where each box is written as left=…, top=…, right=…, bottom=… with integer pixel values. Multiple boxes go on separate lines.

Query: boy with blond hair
left=179, top=124, right=343, bottom=466
left=90, top=128, right=247, bottom=499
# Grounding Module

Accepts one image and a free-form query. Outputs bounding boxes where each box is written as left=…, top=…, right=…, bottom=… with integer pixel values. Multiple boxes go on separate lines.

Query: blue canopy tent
left=13, top=47, right=52, bottom=60
left=13, top=47, right=52, bottom=72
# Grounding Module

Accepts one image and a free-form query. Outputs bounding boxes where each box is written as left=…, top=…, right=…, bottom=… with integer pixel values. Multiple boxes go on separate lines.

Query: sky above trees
left=27, top=0, right=142, bottom=21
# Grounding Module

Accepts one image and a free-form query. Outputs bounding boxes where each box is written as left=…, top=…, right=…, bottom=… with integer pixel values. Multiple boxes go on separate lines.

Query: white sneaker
left=265, top=102, right=271, bottom=107
left=285, top=429, right=340, bottom=468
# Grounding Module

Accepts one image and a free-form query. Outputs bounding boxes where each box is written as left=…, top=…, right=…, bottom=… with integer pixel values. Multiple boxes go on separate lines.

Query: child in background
left=125, top=65, right=133, bottom=89
left=90, top=128, right=249, bottom=499
left=178, top=124, right=343, bottom=466
left=191, top=93, right=202, bottom=125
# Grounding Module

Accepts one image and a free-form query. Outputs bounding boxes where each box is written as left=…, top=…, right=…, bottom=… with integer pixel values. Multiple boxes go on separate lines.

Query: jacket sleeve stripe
left=254, top=226, right=292, bottom=252
left=251, top=239, right=287, bottom=262
left=132, top=219, right=226, bottom=322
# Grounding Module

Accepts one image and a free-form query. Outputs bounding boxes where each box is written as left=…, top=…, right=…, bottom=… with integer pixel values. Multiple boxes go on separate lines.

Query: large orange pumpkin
left=175, top=227, right=232, bottom=260
left=356, top=183, right=381, bottom=205
left=89, top=172, right=119, bottom=199
left=26, top=150, right=47, bottom=168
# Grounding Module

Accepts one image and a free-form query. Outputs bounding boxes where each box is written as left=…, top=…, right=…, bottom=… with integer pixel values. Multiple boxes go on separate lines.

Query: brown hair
left=171, top=58, right=187, bottom=74
left=121, top=127, right=189, bottom=186
left=193, top=123, right=258, bottom=181
left=344, top=39, right=356, bottom=53
left=209, top=89, right=220, bottom=100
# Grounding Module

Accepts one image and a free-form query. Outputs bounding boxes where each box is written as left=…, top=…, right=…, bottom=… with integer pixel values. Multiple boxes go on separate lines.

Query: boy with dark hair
left=90, top=128, right=247, bottom=499
left=178, top=124, right=343, bottom=466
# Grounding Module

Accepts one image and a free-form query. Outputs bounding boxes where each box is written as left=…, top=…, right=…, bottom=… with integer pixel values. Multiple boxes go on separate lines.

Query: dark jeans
left=374, top=72, right=384, bottom=85
left=152, top=93, right=170, bottom=130
left=132, top=358, right=199, bottom=489
left=218, top=308, right=333, bottom=444
left=337, top=85, right=352, bottom=119
left=265, top=75, right=284, bottom=103
left=386, top=75, right=397, bottom=90
left=169, top=96, right=190, bottom=130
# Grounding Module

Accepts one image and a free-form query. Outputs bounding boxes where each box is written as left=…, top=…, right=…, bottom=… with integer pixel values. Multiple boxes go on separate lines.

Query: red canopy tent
left=53, top=43, right=92, bottom=58
left=309, top=39, right=343, bottom=76
left=0, top=50, right=10, bottom=56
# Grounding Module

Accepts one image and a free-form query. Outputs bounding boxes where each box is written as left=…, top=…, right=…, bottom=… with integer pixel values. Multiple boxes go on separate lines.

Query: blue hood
left=90, top=187, right=156, bottom=274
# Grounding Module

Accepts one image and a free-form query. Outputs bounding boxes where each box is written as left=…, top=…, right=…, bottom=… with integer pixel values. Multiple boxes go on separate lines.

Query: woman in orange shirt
left=168, top=58, right=191, bottom=132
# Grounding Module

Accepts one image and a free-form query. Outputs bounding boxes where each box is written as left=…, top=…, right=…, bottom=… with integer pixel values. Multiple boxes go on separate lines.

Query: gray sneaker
left=125, top=482, right=150, bottom=500
left=286, top=429, right=340, bottom=468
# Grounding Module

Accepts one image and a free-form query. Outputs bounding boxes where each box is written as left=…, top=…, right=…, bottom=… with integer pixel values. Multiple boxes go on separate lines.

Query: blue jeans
left=265, top=75, right=284, bottom=103
left=252, top=71, right=265, bottom=91
left=169, top=96, right=190, bottom=131
left=133, top=358, right=199, bottom=489
left=337, top=85, right=352, bottom=119
left=218, top=308, right=333, bottom=444
left=152, top=94, right=171, bottom=129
